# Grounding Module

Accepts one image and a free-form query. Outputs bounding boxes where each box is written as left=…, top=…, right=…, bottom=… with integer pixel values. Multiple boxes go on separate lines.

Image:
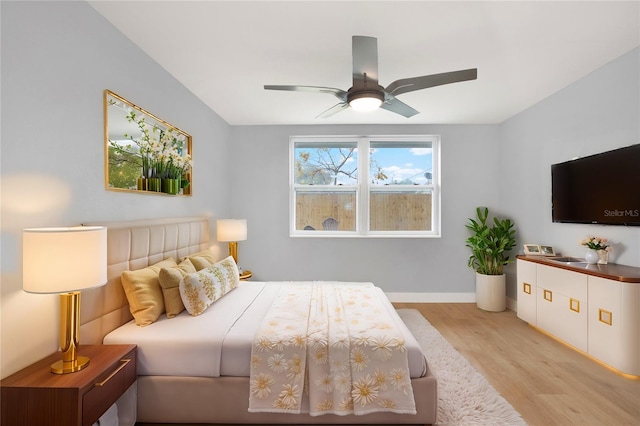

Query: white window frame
left=290, top=135, right=441, bottom=238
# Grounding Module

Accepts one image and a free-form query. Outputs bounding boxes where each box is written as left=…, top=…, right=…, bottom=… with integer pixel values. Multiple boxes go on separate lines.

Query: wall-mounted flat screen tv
left=551, top=144, right=640, bottom=226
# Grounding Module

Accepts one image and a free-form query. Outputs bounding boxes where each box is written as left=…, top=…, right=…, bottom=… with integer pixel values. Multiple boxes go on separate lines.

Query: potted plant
left=465, top=206, right=517, bottom=312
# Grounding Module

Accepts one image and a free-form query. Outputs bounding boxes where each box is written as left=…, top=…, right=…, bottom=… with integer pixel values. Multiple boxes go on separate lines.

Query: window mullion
left=359, top=137, right=370, bottom=235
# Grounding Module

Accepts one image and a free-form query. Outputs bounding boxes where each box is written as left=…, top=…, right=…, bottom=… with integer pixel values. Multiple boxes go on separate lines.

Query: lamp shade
left=23, top=226, right=107, bottom=294
left=217, top=219, right=247, bottom=242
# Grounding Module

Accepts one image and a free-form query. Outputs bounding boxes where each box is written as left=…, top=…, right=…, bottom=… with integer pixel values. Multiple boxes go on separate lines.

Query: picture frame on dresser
left=523, top=244, right=556, bottom=256
left=539, top=245, right=556, bottom=256
left=523, top=244, right=541, bottom=255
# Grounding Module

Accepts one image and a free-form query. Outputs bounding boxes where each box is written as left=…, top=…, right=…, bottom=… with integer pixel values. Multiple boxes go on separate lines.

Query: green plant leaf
left=465, top=207, right=517, bottom=275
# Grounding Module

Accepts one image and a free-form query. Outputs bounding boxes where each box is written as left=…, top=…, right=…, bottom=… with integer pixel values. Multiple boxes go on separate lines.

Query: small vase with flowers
left=580, top=236, right=611, bottom=265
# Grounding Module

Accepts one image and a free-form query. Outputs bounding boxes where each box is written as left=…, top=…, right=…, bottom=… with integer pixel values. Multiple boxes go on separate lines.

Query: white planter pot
left=475, top=272, right=506, bottom=312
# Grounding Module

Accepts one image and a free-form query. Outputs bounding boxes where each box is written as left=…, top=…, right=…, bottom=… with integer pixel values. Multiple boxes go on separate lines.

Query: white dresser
left=516, top=256, right=640, bottom=378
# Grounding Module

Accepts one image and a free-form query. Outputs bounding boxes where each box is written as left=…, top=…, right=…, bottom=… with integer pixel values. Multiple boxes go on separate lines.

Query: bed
left=79, top=217, right=437, bottom=425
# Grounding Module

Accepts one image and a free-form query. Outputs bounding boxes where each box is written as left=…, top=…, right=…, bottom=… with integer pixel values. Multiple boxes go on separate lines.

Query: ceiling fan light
left=348, top=92, right=384, bottom=112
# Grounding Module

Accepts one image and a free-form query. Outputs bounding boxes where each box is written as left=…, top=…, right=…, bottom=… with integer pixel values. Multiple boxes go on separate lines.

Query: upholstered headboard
left=79, top=217, right=210, bottom=344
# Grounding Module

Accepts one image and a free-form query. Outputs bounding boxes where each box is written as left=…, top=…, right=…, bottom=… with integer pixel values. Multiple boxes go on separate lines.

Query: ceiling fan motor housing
left=347, top=87, right=385, bottom=103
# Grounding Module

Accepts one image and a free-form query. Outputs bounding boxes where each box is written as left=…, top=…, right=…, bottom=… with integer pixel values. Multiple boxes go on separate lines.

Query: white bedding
left=103, top=282, right=427, bottom=379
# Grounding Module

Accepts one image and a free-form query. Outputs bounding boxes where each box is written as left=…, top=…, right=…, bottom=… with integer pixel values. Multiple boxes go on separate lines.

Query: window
left=290, top=136, right=440, bottom=237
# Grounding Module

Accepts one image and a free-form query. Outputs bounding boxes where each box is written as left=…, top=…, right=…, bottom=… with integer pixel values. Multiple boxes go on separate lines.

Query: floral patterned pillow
left=179, top=256, right=240, bottom=316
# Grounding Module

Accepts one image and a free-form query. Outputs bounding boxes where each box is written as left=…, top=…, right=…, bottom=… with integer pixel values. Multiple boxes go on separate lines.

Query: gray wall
left=499, top=47, right=640, bottom=298
left=231, top=48, right=640, bottom=300
left=1, top=1, right=232, bottom=376
left=230, top=124, right=500, bottom=294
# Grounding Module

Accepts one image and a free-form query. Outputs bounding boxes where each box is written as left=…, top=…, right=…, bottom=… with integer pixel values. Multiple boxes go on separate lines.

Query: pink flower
left=580, top=236, right=611, bottom=251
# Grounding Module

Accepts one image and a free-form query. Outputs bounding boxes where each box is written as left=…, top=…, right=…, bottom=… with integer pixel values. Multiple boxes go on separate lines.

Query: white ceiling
left=89, top=1, right=639, bottom=126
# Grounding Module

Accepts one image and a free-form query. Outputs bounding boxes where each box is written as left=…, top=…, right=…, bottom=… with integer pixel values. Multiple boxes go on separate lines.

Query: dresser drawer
left=82, top=347, right=136, bottom=426
left=537, top=264, right=587, bottom=300
left=537, top=286, right=587, bottom=352
left=517, top=259, right=538, bottom=324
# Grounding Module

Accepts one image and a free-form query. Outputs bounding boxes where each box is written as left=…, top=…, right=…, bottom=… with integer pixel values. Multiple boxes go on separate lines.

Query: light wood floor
left=394, top=303, right=640, bottom=426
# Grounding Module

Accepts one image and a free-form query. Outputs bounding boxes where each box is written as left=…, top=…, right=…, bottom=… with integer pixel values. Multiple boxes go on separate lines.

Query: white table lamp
left=23, top=226, right=107, bottom=374
left=216, top=219, right=247, bottom=264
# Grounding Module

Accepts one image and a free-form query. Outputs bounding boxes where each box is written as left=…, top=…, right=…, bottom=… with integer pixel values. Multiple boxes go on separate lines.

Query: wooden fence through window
left=296, top=192, right=432, bottom=231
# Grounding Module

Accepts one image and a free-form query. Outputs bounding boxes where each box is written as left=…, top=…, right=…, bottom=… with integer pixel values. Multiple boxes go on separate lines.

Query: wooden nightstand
left=1, top=344, right=136, bottom=426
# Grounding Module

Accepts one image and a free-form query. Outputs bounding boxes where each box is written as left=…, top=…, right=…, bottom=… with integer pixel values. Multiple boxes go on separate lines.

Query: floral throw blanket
left=248, top=282, right=416, bottom=416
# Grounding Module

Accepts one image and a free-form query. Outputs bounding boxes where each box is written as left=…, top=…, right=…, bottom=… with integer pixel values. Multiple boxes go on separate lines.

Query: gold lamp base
left=51, top=355, right=90, bottom=374
left=228, top=241, right=238, bottom=264
left=52, top=291, right=90, bottom=375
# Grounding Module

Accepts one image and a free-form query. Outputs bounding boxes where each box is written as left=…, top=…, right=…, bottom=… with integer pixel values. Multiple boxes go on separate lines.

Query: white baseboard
left=385, top=292, right=475, bottom=303
left=386, top=292, right=519, bottom=312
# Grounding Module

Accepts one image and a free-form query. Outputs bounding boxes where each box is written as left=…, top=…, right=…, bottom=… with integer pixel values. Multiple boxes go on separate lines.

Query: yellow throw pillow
left=180, top=256, right=240, bottom=316
left=121, top=258, right=177, bottom=326
left=158, top=258, right=196, bottom=318
left=186, top=248, right=216, bottom=271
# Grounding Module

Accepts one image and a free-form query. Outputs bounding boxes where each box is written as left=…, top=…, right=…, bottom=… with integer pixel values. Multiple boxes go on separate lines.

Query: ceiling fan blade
left=352, top=36, right=379, bottom=88
left=380, top=96, right=419, bottom=118
left=264, top=85, right=347, bottom=101
left=385, top=68, right=477, bottom=97
left=316, top=102, right=349, bottom=119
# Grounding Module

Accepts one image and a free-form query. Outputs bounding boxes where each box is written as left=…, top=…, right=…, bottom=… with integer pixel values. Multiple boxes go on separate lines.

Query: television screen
left=551, top=144, right=640, bottom=226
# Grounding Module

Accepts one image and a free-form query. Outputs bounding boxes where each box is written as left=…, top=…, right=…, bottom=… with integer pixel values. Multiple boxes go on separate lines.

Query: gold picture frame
left=104, top=90, right=192, bottom=196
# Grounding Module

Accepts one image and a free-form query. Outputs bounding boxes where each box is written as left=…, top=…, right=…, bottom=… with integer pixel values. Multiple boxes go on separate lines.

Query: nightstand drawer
left=83, top=347, right=136, bottom=426
left=1, top=345, right=136, bottom=426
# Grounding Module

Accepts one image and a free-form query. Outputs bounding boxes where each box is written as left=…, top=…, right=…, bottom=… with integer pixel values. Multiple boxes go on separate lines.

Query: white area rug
left=398, top=309, right=527, bottom=426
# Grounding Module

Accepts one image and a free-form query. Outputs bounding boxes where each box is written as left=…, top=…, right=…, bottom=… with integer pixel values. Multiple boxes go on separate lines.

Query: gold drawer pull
left=96, top=358, right=131, bottom=387
left=523, top=283, right=531, bottom=295
left=569, top=298, right=580, bottom=313
left=543, top=289, right=552, bottom=302
left=599, top=309, right=612, bottom=326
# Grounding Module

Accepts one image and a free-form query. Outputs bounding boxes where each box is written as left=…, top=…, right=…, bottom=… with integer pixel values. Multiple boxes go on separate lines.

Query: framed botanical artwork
left=104, top=90, right=192, bottom=196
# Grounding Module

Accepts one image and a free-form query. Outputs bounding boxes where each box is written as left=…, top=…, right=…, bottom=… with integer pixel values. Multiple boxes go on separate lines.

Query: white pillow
left=179, top=256, right=240, bottom=316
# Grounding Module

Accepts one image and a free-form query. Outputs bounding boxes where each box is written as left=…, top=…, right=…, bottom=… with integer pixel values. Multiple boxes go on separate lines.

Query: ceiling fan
left=264, top=36, right=477, bottom=118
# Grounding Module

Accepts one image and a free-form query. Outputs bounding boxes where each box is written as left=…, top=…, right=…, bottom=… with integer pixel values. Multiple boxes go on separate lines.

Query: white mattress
left=104, top=282, right=427, bottom=378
